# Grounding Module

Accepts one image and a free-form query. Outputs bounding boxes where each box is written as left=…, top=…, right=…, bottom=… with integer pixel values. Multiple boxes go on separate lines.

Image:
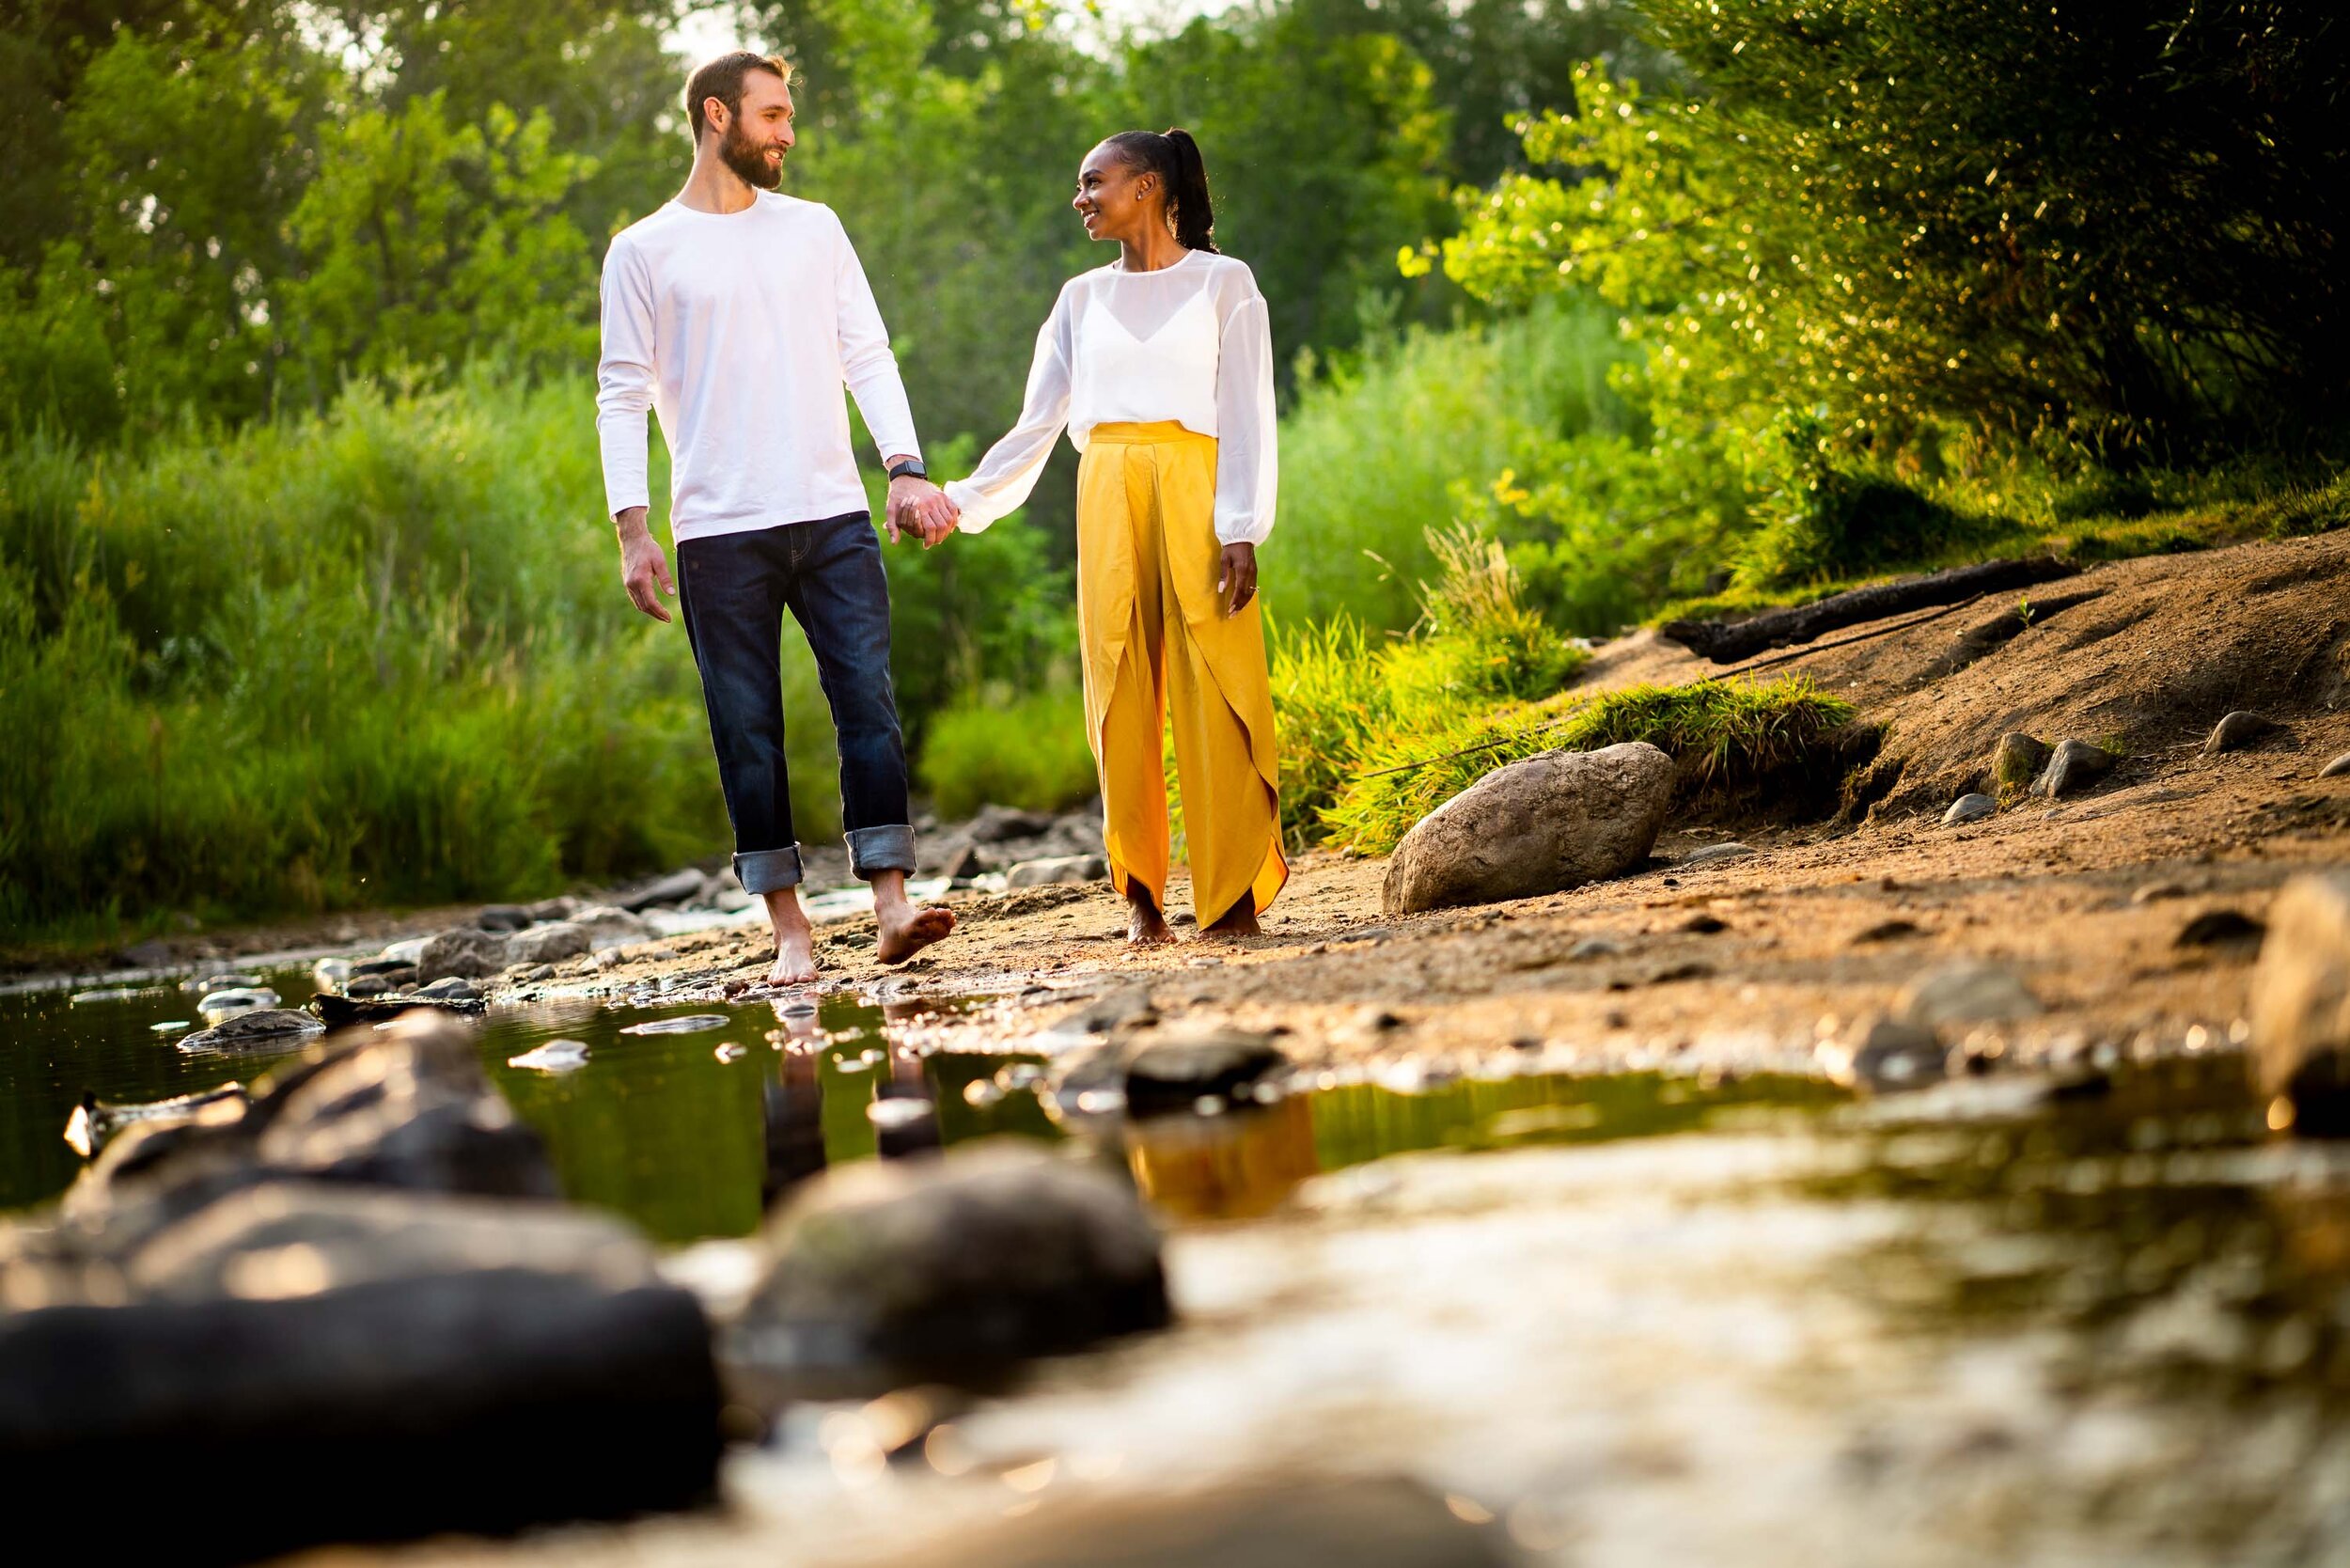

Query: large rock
left=2249, top=871, right=2350, bottom=1135
left=415, top=926, right=509, bottom=982
left=1382, top=742, right=1673, bottom=915
left=725, top=1140, right=1168, bottom=1403
left=505, top=919, right=590, bottom=966
left=0, top=1183, right=720, bottom=1560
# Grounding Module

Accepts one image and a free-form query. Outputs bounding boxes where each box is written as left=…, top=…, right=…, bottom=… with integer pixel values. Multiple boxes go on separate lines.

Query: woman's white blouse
left=944, top=250, right=1278, bottom=546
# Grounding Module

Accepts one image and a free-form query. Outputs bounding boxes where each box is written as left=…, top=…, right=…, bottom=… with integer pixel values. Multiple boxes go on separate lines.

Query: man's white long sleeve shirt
left=595, top=191, right=921, bottom=541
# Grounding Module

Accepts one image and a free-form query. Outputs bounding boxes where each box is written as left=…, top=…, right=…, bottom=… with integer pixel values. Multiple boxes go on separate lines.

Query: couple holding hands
left=595, top=51, right=1286, bottom=985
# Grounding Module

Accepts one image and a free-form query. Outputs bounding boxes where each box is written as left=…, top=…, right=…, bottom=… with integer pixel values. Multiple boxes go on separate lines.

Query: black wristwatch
left=886, top=458, right=928, bottom=481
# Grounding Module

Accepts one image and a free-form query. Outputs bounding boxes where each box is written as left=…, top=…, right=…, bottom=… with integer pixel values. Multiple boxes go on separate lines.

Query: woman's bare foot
left=1127, top=886, right=1175, bottom=946
left=871, top=870, right=956, bottom=964
left=761, top=888, right=820, bottom=984
left=1202, top=901, right=1261, bottom=939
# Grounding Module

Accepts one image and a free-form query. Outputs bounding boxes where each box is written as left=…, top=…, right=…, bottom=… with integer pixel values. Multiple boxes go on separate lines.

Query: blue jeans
left=676, top=512, right=916, bottom=893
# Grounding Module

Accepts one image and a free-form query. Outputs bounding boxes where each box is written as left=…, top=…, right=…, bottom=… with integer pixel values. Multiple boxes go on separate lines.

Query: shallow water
left=1, top=976, right=1836, bottom=1240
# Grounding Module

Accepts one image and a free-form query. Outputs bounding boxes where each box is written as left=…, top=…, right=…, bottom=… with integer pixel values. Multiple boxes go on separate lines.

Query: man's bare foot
left=1127, top=887, right=1175, bottom=946
left=876, top=902, right=956, bottom=964
left=762, top=887, right=820, bottom=985
left=1202, top=901, right=1261, bottom=939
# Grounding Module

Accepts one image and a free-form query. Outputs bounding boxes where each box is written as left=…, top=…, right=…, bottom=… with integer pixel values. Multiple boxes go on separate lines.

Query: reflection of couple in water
left=596, top=52, right=1287, bottom=987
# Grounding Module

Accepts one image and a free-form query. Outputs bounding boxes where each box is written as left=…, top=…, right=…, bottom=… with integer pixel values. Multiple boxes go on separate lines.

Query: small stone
left=2175, top=909, right=2265, bottom=949
left=2132, top=881, right=2189, bottom=904
left=508, top=1039, right=589, bottom=1072
left=1076, top=985, right=1158, bottom=1033
left=1680, top=913, right=1729, bottom=934
left=1990, top=733, right=2052, bottom=794
left=616, top=869, right=708, bottom=913
left=413, top=976, right=480, bottom=1002
left=1567, top=936, right=1624, bottom=960
left=475, top=904, right=531, bottom=933
left=1899, top=960, right=2044, bottom=1029
left=173, top=1008, right=326, bottom=1054
left=617, top=1013, right=729, bottom=1036
left=196, top=987, right=280, bottom=1024
left=2031, top=739, right=2122, bottom=798
left=2204, top=711, right=2282, bottom=755
left=1679, top=841, right=1756, bottom=868
left=1943, top=793, right=1996, bottom=825
left=1005, top=854, right=1108, bottom=888
left=1853, top=919, right=1922, bottom=944
left=2321, top=751, right=2350, bottom=779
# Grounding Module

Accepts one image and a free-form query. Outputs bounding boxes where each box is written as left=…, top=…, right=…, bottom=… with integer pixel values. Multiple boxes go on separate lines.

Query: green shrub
left=917, top=686, right=1098, bottom=823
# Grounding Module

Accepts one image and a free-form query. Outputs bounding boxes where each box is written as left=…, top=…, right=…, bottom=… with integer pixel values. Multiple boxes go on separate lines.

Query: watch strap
left=886, top=458, right=928, bottom=481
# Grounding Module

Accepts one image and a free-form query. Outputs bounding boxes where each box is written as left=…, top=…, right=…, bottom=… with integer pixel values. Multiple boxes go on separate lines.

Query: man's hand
left=1217, top=541, right=1258, bottom=618
left=885, top=469, right=959, bottom=549
left=613, top=506, right=675, bottom=622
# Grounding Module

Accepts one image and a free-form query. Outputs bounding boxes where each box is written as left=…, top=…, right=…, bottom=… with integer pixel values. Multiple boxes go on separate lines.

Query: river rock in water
left=2249, top=870, right=2350, bottom=1135
left=1383, top=742, right=1673, bottom=915
left=1125, top=1029, right=1290, bottom=1116
left=0, top=1182, right=719, bottom=1560
left=174, top=1008, right=323, bottom=1055
left=725, top=1140, right=1168, bottom=1403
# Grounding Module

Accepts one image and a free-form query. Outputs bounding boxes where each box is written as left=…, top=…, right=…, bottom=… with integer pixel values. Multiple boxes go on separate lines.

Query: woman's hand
left=1217, top=541, right=1257, bottom=618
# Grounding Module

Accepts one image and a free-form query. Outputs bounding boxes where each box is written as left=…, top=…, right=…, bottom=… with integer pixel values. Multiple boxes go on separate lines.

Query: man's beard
left=721, top=123, right=781, bottom=190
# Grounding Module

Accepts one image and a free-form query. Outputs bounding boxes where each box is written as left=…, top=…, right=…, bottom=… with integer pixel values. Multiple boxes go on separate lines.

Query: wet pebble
left=617, top=1013, right=731, bottom=1036
left=508, top=1039, right=589, bottom=1072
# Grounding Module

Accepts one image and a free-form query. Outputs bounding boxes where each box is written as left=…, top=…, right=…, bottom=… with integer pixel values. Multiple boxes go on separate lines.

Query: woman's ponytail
left=1104, top=127, right=1219, bottom=253
left=1160, top=127, right=1217, bottom=253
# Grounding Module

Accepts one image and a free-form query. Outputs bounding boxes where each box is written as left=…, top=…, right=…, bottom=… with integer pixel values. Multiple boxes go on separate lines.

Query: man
left=596, top=50, right=960, bottom=985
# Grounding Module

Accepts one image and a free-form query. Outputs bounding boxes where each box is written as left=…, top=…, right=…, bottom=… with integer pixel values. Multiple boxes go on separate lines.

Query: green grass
left=916, top=686, right=1098, bottom=822
left=1321, top=675, right=1857, bottom=855
left=1266, top=298, right=1637, bottom=633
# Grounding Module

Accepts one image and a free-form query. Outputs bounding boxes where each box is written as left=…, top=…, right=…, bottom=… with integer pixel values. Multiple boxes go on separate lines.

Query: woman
left=945, top=129, right=1285, bottom=945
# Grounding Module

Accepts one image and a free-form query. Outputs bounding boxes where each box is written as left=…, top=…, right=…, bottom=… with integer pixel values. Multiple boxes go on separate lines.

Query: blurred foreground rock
left=861, top=1478, right=1518, bottom=1568
left=0, top=1013, right=720, bottom=1560
left=725, top=1140, right=1168, bottom=1403
left=1385, top=742, right=1673, bottom=914
left=2250, top=870, right=2350, bottom=1135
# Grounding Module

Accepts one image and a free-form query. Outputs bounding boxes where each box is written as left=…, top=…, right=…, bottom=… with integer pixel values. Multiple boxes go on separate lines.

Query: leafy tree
left=1438, top=1, right=2350, bottom=464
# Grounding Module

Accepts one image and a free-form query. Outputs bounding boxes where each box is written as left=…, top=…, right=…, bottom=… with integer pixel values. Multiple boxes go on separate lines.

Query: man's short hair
left=685, top=51, right=793, bottom=139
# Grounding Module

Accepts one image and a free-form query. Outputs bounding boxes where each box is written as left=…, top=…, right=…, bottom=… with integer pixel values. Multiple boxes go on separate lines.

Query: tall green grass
left=917, top=686, right=1098, bottom=822
left=1267, top=298, right=1637, bottom=632
left=0, top=373, right=832, bottom=944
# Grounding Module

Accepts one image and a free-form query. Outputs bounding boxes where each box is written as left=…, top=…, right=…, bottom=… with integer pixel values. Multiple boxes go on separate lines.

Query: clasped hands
left=885, top=471, right=959, bottom=549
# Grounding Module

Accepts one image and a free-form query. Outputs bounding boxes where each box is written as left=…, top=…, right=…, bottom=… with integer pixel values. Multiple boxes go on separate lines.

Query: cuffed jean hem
left=734, top=845, right=805, bottom=895
left=845, top=824, right=917, bottom=881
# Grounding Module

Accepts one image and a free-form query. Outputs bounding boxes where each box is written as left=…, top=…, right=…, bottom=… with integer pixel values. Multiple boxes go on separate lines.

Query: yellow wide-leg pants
left=1078, top=421, right=1288, bottom=924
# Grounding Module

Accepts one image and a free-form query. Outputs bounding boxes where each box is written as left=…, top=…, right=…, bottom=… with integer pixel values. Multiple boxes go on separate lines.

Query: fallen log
left=1660, top=557, right=2078, bottom=665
